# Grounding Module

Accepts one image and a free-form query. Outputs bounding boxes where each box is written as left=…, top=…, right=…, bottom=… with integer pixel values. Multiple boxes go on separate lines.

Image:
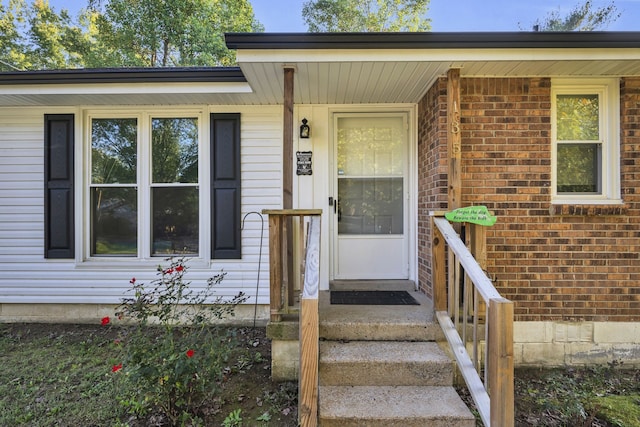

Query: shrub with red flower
left=108, top=257, right=248, bottom=425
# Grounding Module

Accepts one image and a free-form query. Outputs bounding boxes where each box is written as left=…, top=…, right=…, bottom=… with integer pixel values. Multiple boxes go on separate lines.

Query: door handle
left=328, top=197, right=338, bottom=215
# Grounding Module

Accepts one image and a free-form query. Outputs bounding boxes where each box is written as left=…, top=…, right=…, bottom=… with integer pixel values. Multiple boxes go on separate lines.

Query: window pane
left=557, top=143, right=601, bottom=193
left=152, top=118, right=198, bottom=183
left=91, top=187, right=137, bottom=256
left=556, top=94, right=599, bottom=141
left=337, top=117, right=404, bottom=176
left=152, top=187, right=199, bottom=255
left=91, top=118, right=137, bottom=184
left=338, top=177, right=403, bottom=235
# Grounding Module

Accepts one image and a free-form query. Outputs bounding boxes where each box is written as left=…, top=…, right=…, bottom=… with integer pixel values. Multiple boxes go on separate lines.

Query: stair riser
left=320, top=323, right=442, bottom=342
left=319, top=361, right=453, bottom=386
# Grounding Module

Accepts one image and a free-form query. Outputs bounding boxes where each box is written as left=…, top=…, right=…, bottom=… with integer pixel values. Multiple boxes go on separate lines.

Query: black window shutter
left=44, top=114, right=75, bottom=258
left=211, top=113, right=241, bottom=259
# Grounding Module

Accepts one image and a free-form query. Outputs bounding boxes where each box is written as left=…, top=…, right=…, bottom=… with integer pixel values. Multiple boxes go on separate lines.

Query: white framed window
left=86, top=110, right=205, bottom=259
left=551, top=78, right=621, bottom=204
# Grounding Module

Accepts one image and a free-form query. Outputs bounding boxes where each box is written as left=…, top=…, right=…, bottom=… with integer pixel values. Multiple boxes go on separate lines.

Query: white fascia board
left=236, top=48, right=640, bottom=64
left=0, top=81, right=253, bottom=96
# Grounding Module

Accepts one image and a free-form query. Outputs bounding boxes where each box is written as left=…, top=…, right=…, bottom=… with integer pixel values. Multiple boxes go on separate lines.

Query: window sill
left=74, top=257, right=213, bottom=270
left=549, top=203, right=628, bottom=216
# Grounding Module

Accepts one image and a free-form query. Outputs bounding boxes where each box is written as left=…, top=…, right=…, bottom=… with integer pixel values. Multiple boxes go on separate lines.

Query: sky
left=39, top=0, right=640, bottom=32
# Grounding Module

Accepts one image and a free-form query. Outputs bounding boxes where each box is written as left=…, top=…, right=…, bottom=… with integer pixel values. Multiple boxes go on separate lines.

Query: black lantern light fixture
left=300, top=118, right=310, bottom=138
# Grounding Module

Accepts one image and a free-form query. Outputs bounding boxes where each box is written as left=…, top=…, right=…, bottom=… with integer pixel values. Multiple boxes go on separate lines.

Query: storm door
left=331, top=113, right=409, bottom=279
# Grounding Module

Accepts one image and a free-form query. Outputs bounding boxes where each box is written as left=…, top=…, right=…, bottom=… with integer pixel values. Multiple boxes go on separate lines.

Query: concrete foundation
left=515, top=321, right=640, bottom=367
left=266, top=320, right=299, bottom=381
left=0, top=303, right=270, bottom=326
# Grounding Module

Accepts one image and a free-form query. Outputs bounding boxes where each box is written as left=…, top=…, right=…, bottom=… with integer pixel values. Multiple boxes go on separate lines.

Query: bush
left=105, top=257, right=247, bottom=426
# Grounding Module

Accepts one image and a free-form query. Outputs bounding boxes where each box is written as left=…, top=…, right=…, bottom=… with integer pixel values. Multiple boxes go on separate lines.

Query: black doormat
left=330, top=290, right=419, bottom=305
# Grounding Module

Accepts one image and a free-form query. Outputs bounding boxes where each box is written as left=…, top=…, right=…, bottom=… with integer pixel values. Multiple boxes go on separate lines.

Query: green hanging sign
left=445, top=206, right=497, bottom=226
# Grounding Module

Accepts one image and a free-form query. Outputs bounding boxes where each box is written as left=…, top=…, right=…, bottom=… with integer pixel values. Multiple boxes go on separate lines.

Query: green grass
left=513, top=364, right=640, bottom=426
left=589, top=394, right=640, bottom=427
left=0, top=324, right=124, bottom=426
left=5, top=323, right=639, bottom=426
left=0, top=323, right=297, bottom=427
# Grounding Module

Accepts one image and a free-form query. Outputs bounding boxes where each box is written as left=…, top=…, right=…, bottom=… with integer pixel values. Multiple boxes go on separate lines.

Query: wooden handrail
left=431, top=213, right=514, bottom=427
left=262, top=209, right=322, bottom=426
left=299, top=215, right=320, bottom=427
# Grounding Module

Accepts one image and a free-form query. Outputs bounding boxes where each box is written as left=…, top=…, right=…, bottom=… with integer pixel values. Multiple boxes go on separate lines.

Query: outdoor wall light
left=300, top=118, right=310, bottom=138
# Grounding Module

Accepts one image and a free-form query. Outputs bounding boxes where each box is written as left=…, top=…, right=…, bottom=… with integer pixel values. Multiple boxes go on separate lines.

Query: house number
left=451, top=101, right=460, bottom=134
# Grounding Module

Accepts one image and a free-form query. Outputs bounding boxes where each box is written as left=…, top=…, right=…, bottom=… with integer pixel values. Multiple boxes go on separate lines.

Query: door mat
left=330, top=290, right=419, bottom=305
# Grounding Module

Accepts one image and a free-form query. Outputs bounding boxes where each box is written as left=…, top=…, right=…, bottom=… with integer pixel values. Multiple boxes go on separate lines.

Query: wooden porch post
left=283, top=67, right=295, bottom=306
left=447, top=68, right=462, bottom=211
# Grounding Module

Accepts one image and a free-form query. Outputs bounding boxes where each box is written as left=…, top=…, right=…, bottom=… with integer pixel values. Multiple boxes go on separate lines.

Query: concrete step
left=319, top=341, right=453, bottom=386
left=318, top=385, right=476, bottom=427
left=319, top=290, right=443, bottom=341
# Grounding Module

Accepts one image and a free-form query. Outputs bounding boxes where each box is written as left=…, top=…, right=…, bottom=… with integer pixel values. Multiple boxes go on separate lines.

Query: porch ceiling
left=229, top=32, right=640, bottom=105
left=235, top=55, right=640, bottom=105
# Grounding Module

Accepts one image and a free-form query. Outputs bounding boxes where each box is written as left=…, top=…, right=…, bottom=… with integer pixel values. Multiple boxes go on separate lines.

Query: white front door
left=331, top=113, right=409, bottom=280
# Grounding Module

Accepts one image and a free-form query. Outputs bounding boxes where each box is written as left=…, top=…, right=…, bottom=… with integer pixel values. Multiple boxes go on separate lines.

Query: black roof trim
left=225, top=31, right=640, bottom=50
left=0, top=67, right=246, bottom=85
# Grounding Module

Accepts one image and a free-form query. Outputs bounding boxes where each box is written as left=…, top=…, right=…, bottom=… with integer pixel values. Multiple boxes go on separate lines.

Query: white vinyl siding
left=0, top=106, right=282, bottom=304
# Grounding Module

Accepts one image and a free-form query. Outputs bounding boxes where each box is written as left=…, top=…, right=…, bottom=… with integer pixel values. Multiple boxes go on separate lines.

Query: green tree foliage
left=302, top=0, right=431, bottom=32
left=524, top=0, right=620, bottom=31
left=0, top=1, right=26, bottom=70
left=0, top=0, right=263, bottom=70
left=90, top=0, right=263, bottom=67
left=25, top=0, right=92, bottom=69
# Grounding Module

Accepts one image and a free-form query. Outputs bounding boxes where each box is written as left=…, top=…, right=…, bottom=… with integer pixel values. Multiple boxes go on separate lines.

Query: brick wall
left=418, top=77, right=640, bottom=322
left=417, top=78, right=448, bottom=298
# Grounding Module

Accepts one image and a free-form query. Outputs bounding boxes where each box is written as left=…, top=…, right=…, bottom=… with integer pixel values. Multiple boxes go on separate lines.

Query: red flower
left=175, top=265, right=184, bottom=272
left=186, top=349, right=195, bottom=358
left=164, top=268, right=174, bottom=275
left=129, top=277, right=136, bottom=284
left=112, top=363, right=122, bottom=373
left=101, top=316, right=110, bottom=326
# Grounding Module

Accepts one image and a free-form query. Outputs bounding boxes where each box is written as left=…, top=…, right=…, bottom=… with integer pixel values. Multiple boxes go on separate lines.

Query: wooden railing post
left=268, top=213, right=283, bottom=322
left=431, top=215, right=447, bottom=312
left=299, top=216, right=320, bottom=427
left=488, top=297, right=514, bottom=427
left=469, top=223, right=487, bottom=271
left=263, top=209, right=322, bottom=322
